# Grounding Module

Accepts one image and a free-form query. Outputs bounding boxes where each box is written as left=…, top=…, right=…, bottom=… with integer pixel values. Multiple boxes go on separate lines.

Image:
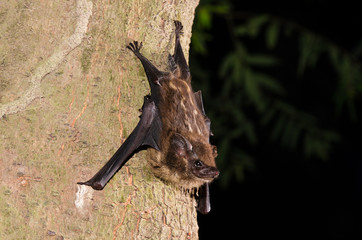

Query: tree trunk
left=0, top=0, right=200, bottom=239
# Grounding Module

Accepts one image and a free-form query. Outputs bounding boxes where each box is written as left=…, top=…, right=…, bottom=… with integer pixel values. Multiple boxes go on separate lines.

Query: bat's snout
left=196, top=166, right=219, bottom=180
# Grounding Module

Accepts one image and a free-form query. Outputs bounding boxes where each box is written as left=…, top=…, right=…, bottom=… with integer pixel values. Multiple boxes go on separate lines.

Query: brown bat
left=78, top=21, right=219, bottom=214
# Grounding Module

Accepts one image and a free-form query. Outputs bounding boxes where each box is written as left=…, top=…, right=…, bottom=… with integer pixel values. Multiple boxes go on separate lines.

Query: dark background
left=190, top=1, right=362, bottom=239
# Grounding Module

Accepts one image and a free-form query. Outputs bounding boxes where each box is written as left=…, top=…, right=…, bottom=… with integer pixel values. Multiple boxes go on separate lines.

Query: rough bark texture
left=0, top=0, right=200, bottom=239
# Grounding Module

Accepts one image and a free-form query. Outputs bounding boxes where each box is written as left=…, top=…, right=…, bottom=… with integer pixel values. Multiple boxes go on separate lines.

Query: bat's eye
left=194, top=160, right=203, bottom=168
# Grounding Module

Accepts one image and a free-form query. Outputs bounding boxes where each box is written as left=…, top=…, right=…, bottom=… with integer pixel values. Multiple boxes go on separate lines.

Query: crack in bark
left=0, top=0, right=93, bottom=119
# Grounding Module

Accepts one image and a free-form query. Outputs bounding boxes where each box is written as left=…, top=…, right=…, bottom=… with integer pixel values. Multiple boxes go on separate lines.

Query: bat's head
left=165, top=133, right=219, bottom=188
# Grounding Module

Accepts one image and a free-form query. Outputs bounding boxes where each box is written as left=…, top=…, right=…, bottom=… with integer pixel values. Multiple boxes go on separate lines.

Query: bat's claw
left=174, top=20, right=184, bottom=36
left=127, top=41, right=143, bottom=53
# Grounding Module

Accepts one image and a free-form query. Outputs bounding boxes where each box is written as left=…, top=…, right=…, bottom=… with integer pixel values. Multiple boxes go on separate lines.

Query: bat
left=78, top=21, right=219, bottom=214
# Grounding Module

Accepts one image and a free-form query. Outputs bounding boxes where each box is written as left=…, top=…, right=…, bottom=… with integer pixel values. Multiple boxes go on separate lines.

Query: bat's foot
left=126, top=41, right=143, bottom=53
left=174, top=20, right=184, bottom=36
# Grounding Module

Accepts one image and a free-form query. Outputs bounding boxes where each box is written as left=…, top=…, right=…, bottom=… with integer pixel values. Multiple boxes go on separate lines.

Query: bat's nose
left=211, top=168, right=220, bottom=178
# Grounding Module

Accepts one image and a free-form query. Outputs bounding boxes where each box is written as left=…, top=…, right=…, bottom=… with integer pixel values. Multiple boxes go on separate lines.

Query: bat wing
left=194, top=90, right=213, bottom=136
left=78, top=95, right=161, bottom=190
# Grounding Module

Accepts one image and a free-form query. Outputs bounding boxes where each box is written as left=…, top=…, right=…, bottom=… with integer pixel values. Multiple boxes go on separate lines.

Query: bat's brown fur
left=148, top=61, right=218, bottom=189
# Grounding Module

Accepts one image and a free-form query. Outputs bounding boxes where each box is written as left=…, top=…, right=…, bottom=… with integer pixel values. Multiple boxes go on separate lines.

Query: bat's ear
left=171, top=133, right=193, bottom=157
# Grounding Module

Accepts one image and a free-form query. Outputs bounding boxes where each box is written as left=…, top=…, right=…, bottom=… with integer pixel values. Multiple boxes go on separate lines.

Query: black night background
left=190, top=1, right=362, bottom=239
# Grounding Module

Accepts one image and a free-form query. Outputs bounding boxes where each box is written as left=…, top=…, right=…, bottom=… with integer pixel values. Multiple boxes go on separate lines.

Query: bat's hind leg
left=127, top=41, right=167, bottom=87
left=171, top=21, right=190, bottom=80
left=174, top=20, right=184, bottom=37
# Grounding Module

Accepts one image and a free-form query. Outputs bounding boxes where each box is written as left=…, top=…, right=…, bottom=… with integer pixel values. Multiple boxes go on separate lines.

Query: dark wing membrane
left=194, top=90, right=206, bottom=115
left=194, top=90, right=213, bottom=136
left=78, top=96, right=161, bottom=190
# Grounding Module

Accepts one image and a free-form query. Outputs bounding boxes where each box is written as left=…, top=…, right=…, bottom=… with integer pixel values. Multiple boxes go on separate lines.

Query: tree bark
left=0, top=0, right=200, bottom=239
